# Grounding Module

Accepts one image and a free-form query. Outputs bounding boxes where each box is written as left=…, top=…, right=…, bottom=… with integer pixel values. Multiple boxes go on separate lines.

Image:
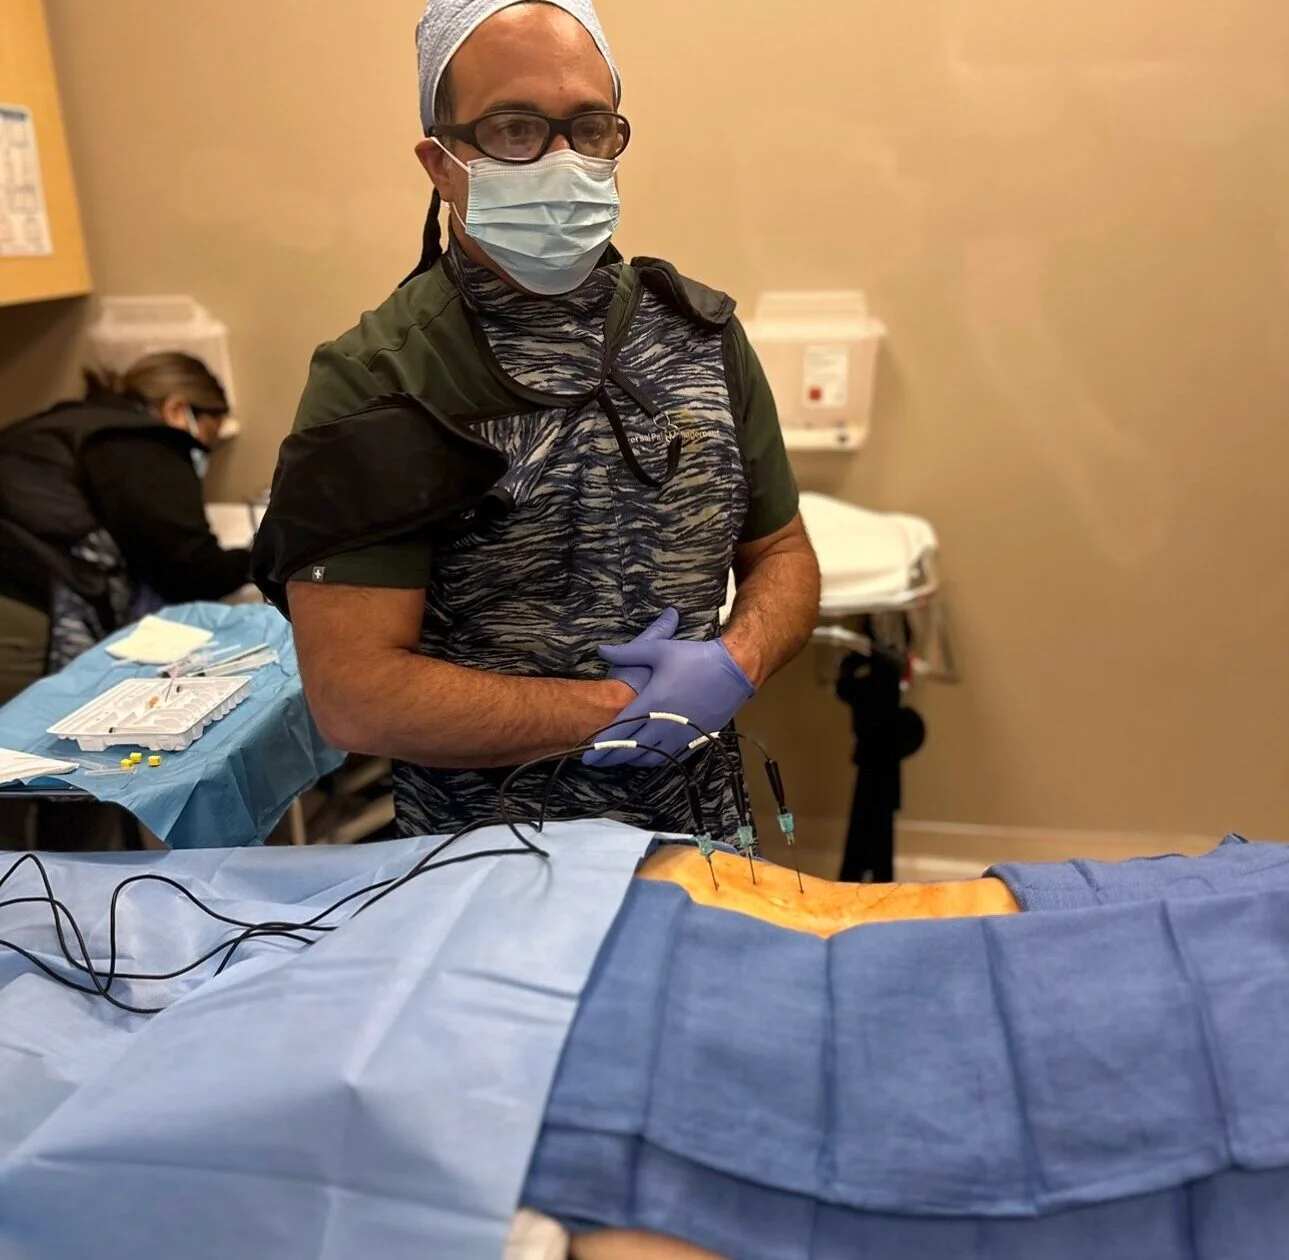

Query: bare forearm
left=289, top=582, right=632, bottom=768
left=304, top=649, right=630, bottom=769
left=722, top=539, right=821, bottom=687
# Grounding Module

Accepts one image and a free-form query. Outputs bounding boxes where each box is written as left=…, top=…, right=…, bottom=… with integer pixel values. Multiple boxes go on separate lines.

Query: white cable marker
left=648, top=712, right=692, bottom=724
left=591, top=740, right=638, bottom=752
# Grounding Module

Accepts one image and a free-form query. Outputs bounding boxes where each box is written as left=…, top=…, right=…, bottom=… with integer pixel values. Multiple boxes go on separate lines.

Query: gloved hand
left=584, top=632, right=756, bottom=769
left=603, top=608, right=679, bottom=697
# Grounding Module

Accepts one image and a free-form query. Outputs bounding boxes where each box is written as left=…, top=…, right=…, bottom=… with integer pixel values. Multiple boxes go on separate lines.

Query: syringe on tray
left=159, top=642, right=278, bottom=679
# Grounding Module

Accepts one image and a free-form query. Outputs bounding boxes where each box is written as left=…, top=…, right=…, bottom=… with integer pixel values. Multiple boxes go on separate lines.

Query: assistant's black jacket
left=0, top=395, right=249, bottom=610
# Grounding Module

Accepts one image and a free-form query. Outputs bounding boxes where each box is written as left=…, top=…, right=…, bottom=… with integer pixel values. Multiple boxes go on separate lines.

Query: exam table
left=3, top=824, right=1287, bottom=1259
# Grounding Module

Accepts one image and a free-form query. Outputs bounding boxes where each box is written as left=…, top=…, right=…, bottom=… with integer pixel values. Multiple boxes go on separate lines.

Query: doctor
left=256, top=0, right=820, bottom=838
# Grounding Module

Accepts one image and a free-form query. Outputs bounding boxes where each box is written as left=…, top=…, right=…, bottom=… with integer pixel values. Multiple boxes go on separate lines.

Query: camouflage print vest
left=393, top=247, right=751, bottom=840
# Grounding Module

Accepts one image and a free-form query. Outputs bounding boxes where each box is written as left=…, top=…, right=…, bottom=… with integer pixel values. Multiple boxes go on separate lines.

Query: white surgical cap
left=417, top=0, right=622, bottom=133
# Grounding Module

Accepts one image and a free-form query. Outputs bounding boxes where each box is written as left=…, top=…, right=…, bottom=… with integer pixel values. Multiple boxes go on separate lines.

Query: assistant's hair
left=83, top=351, right=228, bottom=416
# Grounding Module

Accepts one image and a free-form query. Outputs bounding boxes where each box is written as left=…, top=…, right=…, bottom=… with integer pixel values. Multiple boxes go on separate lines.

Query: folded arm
left=288, top=582, right=633, bottom=768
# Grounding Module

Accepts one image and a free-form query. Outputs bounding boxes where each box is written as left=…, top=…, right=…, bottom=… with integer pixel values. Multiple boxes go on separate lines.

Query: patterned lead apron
left=393, top=249, right=751, bottom=840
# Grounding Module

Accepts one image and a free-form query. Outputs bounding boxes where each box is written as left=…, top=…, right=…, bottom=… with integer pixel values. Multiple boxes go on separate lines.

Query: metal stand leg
left=836, top=647, right=926, bottom=883
left=288, top=798, right=307, bottom=846
left=306, top=757, right=396, bottom=846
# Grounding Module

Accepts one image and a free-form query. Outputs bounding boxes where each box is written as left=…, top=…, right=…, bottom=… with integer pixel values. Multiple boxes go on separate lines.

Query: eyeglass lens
left=473, top=112, right=628, bottom=162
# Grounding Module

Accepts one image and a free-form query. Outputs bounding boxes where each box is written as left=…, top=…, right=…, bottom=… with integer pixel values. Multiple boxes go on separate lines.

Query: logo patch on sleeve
left=311, top=565, right=327, bottom=583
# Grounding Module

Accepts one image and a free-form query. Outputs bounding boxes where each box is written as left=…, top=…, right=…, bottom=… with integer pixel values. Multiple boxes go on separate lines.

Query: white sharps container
left=742, top=291, right=886, bottom=452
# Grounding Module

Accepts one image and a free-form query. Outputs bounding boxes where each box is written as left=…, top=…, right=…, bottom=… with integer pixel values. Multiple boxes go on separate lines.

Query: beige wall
left=2, top=0, right=1286, bottom=850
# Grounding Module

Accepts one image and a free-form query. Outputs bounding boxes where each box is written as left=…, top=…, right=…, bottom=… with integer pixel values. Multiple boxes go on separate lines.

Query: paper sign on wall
left=0, top=104, right=53, bottom=259
left=803, top=344, right=850, bottom=410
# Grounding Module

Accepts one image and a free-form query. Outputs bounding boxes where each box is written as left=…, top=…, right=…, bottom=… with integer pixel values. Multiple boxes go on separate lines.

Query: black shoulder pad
left=251, top=394, right=508, bottom=617
left=631, top=257, right=736, bottom=330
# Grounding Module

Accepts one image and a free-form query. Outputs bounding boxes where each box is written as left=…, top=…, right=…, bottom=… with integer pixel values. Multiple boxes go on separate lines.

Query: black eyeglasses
left=432, top=110, right=631, bottom=165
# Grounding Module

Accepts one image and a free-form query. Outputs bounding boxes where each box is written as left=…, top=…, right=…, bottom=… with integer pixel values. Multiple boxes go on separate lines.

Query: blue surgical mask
left=183, top=407, right=211, bottom=480
left=437, top=143, right=621, bottom=296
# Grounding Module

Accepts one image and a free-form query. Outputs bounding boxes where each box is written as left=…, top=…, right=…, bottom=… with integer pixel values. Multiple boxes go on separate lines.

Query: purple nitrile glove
left=583, top=635, right=756, bottom=770
left=603, top=608, right=680, bottom=698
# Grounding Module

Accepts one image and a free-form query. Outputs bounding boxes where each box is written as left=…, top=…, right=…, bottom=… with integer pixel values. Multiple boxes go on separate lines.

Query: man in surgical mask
left=256, top=0, right=821, bottom=842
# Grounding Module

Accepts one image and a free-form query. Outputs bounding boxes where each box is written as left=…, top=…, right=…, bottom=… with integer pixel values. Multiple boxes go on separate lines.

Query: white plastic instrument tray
left=47, top=677, right=252, bottom=753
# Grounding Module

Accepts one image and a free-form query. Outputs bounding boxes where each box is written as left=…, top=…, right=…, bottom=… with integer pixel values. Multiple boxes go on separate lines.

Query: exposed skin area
left=637, top=845, right=1018, bottom=937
